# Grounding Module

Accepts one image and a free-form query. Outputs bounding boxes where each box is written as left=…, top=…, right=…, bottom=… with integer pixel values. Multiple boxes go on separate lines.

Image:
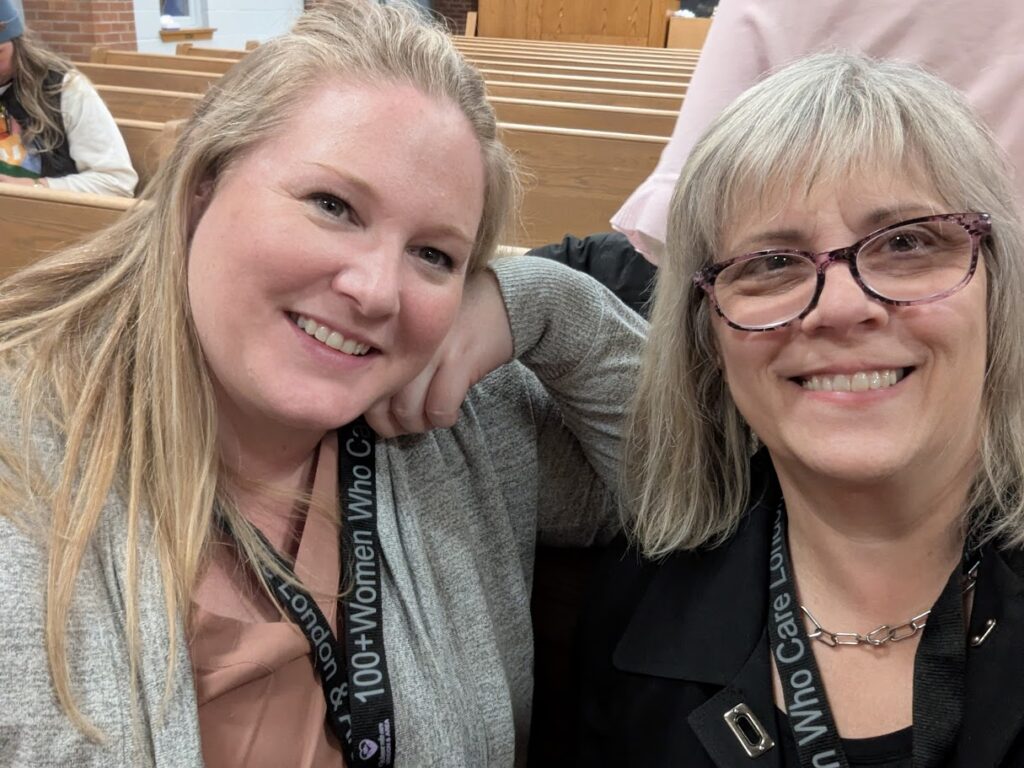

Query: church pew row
left=500, top=123, right=666, bottom=247
left=486, top=80, right=682, bottom=110
left=491, top=97, right=675, bottom=136
left=91, top=47, right=237, bottom=75
left=97, top=85, right=202, bottom=122
left=176, top=42, right=255, bottom=60
left=455, top=36, right=701, bottom=61
left=80, top=60, right=683, bottom=99
left=76, top=62, right=219, bottom=94
left=461, top=57, right=692, bottom=84
left=476, top=68, right=684, bottom=94
left=95, top=79, right=674, bottom=136
left=174, top=36, right=700, bottom=66
left=459, top=50, right=696, bottom=75
left=0, top=184, right=133, bottom=276
left=116, top=118, right=184, bottom=191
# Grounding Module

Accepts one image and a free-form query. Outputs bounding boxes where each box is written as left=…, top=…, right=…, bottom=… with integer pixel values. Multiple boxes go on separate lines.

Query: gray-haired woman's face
left=710, top=169, right=988, bottom=492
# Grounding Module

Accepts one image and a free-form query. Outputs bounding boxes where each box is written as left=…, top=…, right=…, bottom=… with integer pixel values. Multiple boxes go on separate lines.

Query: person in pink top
left=613, top=0, right=1024, bottom=263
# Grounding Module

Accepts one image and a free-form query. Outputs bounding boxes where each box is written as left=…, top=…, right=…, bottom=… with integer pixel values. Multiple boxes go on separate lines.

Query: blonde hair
left=9, top=29, right=73, bottom=153
left=0, top=0, right=517, bottom=739
left=627, top=52, right=1024, bottom=556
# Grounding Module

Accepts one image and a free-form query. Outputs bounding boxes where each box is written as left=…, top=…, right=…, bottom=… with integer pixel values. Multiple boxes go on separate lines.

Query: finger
left=390, top=363, right=437, bottom=434
left=364, top=397, right=406, bottom=438
left=424, top=354, right=471, bottom=429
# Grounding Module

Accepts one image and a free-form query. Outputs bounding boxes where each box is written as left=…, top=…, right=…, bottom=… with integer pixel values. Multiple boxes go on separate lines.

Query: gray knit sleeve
left=490, top=255, right=647, bottom=544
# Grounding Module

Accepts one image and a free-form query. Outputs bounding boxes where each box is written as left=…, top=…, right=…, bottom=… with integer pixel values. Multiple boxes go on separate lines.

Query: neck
left=216, top=395, right=326, bottom=501
left=776, top=461, right=971, bottom=621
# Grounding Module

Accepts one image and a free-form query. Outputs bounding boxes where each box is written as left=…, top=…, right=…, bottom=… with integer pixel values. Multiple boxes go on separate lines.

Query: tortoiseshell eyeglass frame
left=692, top=212, right=993, bottom=332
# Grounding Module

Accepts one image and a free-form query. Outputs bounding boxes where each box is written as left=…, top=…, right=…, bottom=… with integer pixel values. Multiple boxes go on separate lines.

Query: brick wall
left=433, top=0, right=477, bottom=35
left=22, top=0, right=138, bottom=61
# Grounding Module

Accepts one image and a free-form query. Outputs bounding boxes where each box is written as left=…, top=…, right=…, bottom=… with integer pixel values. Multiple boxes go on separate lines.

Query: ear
left=187, top=176, right=216, bottom=237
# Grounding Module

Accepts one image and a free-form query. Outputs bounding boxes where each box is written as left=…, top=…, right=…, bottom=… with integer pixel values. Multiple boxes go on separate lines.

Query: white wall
left=133, top=0, right=303, bottom=53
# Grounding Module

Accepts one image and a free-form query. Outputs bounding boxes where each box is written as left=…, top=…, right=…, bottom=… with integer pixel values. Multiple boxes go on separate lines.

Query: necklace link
left=801, top=560, right=980, bottom=650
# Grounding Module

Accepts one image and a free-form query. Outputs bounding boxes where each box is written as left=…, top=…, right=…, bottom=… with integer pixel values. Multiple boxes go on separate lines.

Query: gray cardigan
left=0, top=257, right=646, bottom=767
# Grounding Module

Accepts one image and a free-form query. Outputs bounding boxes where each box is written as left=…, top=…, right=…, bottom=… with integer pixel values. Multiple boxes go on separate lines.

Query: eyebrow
left=309, top=161, right=477, bottom=249
left=310, top=161, right=378, bottom=203
left=731, top=202, right=940, bottom=255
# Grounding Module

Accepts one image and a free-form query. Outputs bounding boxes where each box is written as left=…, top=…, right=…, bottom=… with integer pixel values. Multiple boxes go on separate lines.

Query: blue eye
left=417, top=247, right=454, bottom=270
left=310, top=193, right=352, bottom=220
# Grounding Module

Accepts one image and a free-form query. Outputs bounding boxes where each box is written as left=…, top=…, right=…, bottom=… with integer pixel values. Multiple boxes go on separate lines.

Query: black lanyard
left=767, top=502, right=974, bottom=768
left=217, top=418, right=395, bottom=767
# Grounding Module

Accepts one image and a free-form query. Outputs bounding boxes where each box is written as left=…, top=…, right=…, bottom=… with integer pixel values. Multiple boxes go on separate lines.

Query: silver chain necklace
left=800, top=559, right=980, bottom=648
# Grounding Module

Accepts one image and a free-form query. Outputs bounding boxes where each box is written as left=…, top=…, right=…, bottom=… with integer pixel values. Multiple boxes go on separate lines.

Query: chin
left=777, top=441, right=911, bottom=487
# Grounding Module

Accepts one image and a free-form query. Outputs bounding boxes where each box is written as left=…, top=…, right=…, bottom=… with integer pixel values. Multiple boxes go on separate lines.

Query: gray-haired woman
left=578, top=52, right=1024, bottom=767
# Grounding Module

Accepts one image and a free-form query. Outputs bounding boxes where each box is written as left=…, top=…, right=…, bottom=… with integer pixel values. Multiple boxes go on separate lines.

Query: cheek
left=401, top=284, right=464, bottom=353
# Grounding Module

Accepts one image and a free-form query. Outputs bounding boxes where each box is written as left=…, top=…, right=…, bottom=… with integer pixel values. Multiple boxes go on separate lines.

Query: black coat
left=527, top=232, right=657, bottom=319
left=574, top=455, right=1024, bottom=767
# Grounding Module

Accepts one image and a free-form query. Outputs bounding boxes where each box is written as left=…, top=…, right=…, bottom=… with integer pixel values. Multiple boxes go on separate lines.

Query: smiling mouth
left=796, top=367, right=913, bottom=392
left=290, top=313, right=374, bottom=356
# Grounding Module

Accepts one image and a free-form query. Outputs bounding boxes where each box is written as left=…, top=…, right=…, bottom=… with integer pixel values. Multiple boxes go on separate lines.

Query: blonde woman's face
left=711, top=170, right=988, bottom=490
left=186, top=80, right=485, bottom=441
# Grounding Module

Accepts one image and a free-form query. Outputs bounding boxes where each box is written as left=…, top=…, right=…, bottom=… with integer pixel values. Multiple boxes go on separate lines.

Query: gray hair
left=626, top=52, right=1024, bottom=555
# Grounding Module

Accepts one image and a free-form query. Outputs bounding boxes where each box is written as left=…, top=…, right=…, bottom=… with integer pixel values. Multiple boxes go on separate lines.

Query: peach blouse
left=190, top=434, right=346, bottom=768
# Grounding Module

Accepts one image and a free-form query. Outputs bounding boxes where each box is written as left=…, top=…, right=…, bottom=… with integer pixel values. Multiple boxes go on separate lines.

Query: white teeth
left=801, top=368, right=905, bottom=392
left=294, top=315, right=371, bottom=356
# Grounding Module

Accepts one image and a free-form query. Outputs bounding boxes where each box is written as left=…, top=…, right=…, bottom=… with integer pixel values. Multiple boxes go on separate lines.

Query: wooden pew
left=464, top=58, right=691, bottom=84
left=116, top=118, right=184, bottom=190
left=487, top=80, right=683, bottom=110
left=91, top=47, right=237, bottom=75
left=176, top=42, right=251, bottom=60
left=499, top=123, right=667, bottom=246
left=97, top=85, right=202, bottom=122
left=0, top=184, right=132, bottom=275
left=491, top=97, right=675, bottom=135
left=460, top=50, right=696, bottom=74
left=477, top=68, right=685, bottom=94
left=455, top=37, right=701, bottom=62
left=76, top=62, right=219, bottom=93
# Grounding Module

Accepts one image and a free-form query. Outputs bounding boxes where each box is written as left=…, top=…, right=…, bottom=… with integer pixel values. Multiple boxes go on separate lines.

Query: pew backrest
left=498, top=122, right=667, bottom=246
left=486, top=80, right=683, bottom=110
left=491, top=96, right=675, bottom=136
left=0, top=184, right=133, bottom=275
left=76, top=62, right=219, bottom=93
left=97, top=85, right=202, bottom=122
left=91, top=46, right=236, bottom=74
left=116, top=118, right=184, bottom=191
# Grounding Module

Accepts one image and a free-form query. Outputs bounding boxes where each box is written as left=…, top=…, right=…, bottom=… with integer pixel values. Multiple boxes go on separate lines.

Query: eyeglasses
left=692, top=212, right=992, bottom=332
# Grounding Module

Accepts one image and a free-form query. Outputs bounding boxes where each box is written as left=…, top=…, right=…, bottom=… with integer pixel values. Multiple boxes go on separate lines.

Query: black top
left=572, top=451, right=1024, bottom=767
left=776, top=711, right=912, bottom=768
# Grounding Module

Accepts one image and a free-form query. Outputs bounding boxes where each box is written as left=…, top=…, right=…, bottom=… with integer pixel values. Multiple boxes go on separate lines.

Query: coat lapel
left=612, top=458, right=783, bottom=766
left=955, top=544, right=1024, bottom=766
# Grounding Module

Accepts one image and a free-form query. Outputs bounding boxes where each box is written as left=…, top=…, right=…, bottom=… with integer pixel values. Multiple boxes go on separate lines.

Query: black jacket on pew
left=527, top=232, right=657, bottom=319
left=574, top=452, right=1024, bottom=767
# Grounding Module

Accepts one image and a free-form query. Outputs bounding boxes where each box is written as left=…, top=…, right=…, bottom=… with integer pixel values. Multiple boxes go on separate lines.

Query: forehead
left=721, top=161, right=950, bottom=251
left=234, top=78, right=486, bottom=235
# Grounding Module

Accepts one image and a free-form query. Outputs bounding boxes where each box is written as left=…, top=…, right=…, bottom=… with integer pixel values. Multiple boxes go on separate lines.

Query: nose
left=799, top=260, right=888, bottom=333
left=330, top=236, right=403, bottom=319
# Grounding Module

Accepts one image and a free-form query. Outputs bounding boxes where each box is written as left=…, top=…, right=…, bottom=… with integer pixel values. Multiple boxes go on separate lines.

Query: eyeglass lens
left=713, top=219, right=975, bottom=329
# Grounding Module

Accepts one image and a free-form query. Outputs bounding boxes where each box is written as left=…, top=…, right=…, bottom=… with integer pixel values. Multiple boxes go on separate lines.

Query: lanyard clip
left=723, top=703, right=775, bottom=758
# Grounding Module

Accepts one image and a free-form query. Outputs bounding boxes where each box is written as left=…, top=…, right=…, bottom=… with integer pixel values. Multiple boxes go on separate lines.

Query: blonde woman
left=0, top=1, right=643, bottom=765
left=578, top=53, right=1024, bottom=766
left=0, top=0, right=136, bottom=195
